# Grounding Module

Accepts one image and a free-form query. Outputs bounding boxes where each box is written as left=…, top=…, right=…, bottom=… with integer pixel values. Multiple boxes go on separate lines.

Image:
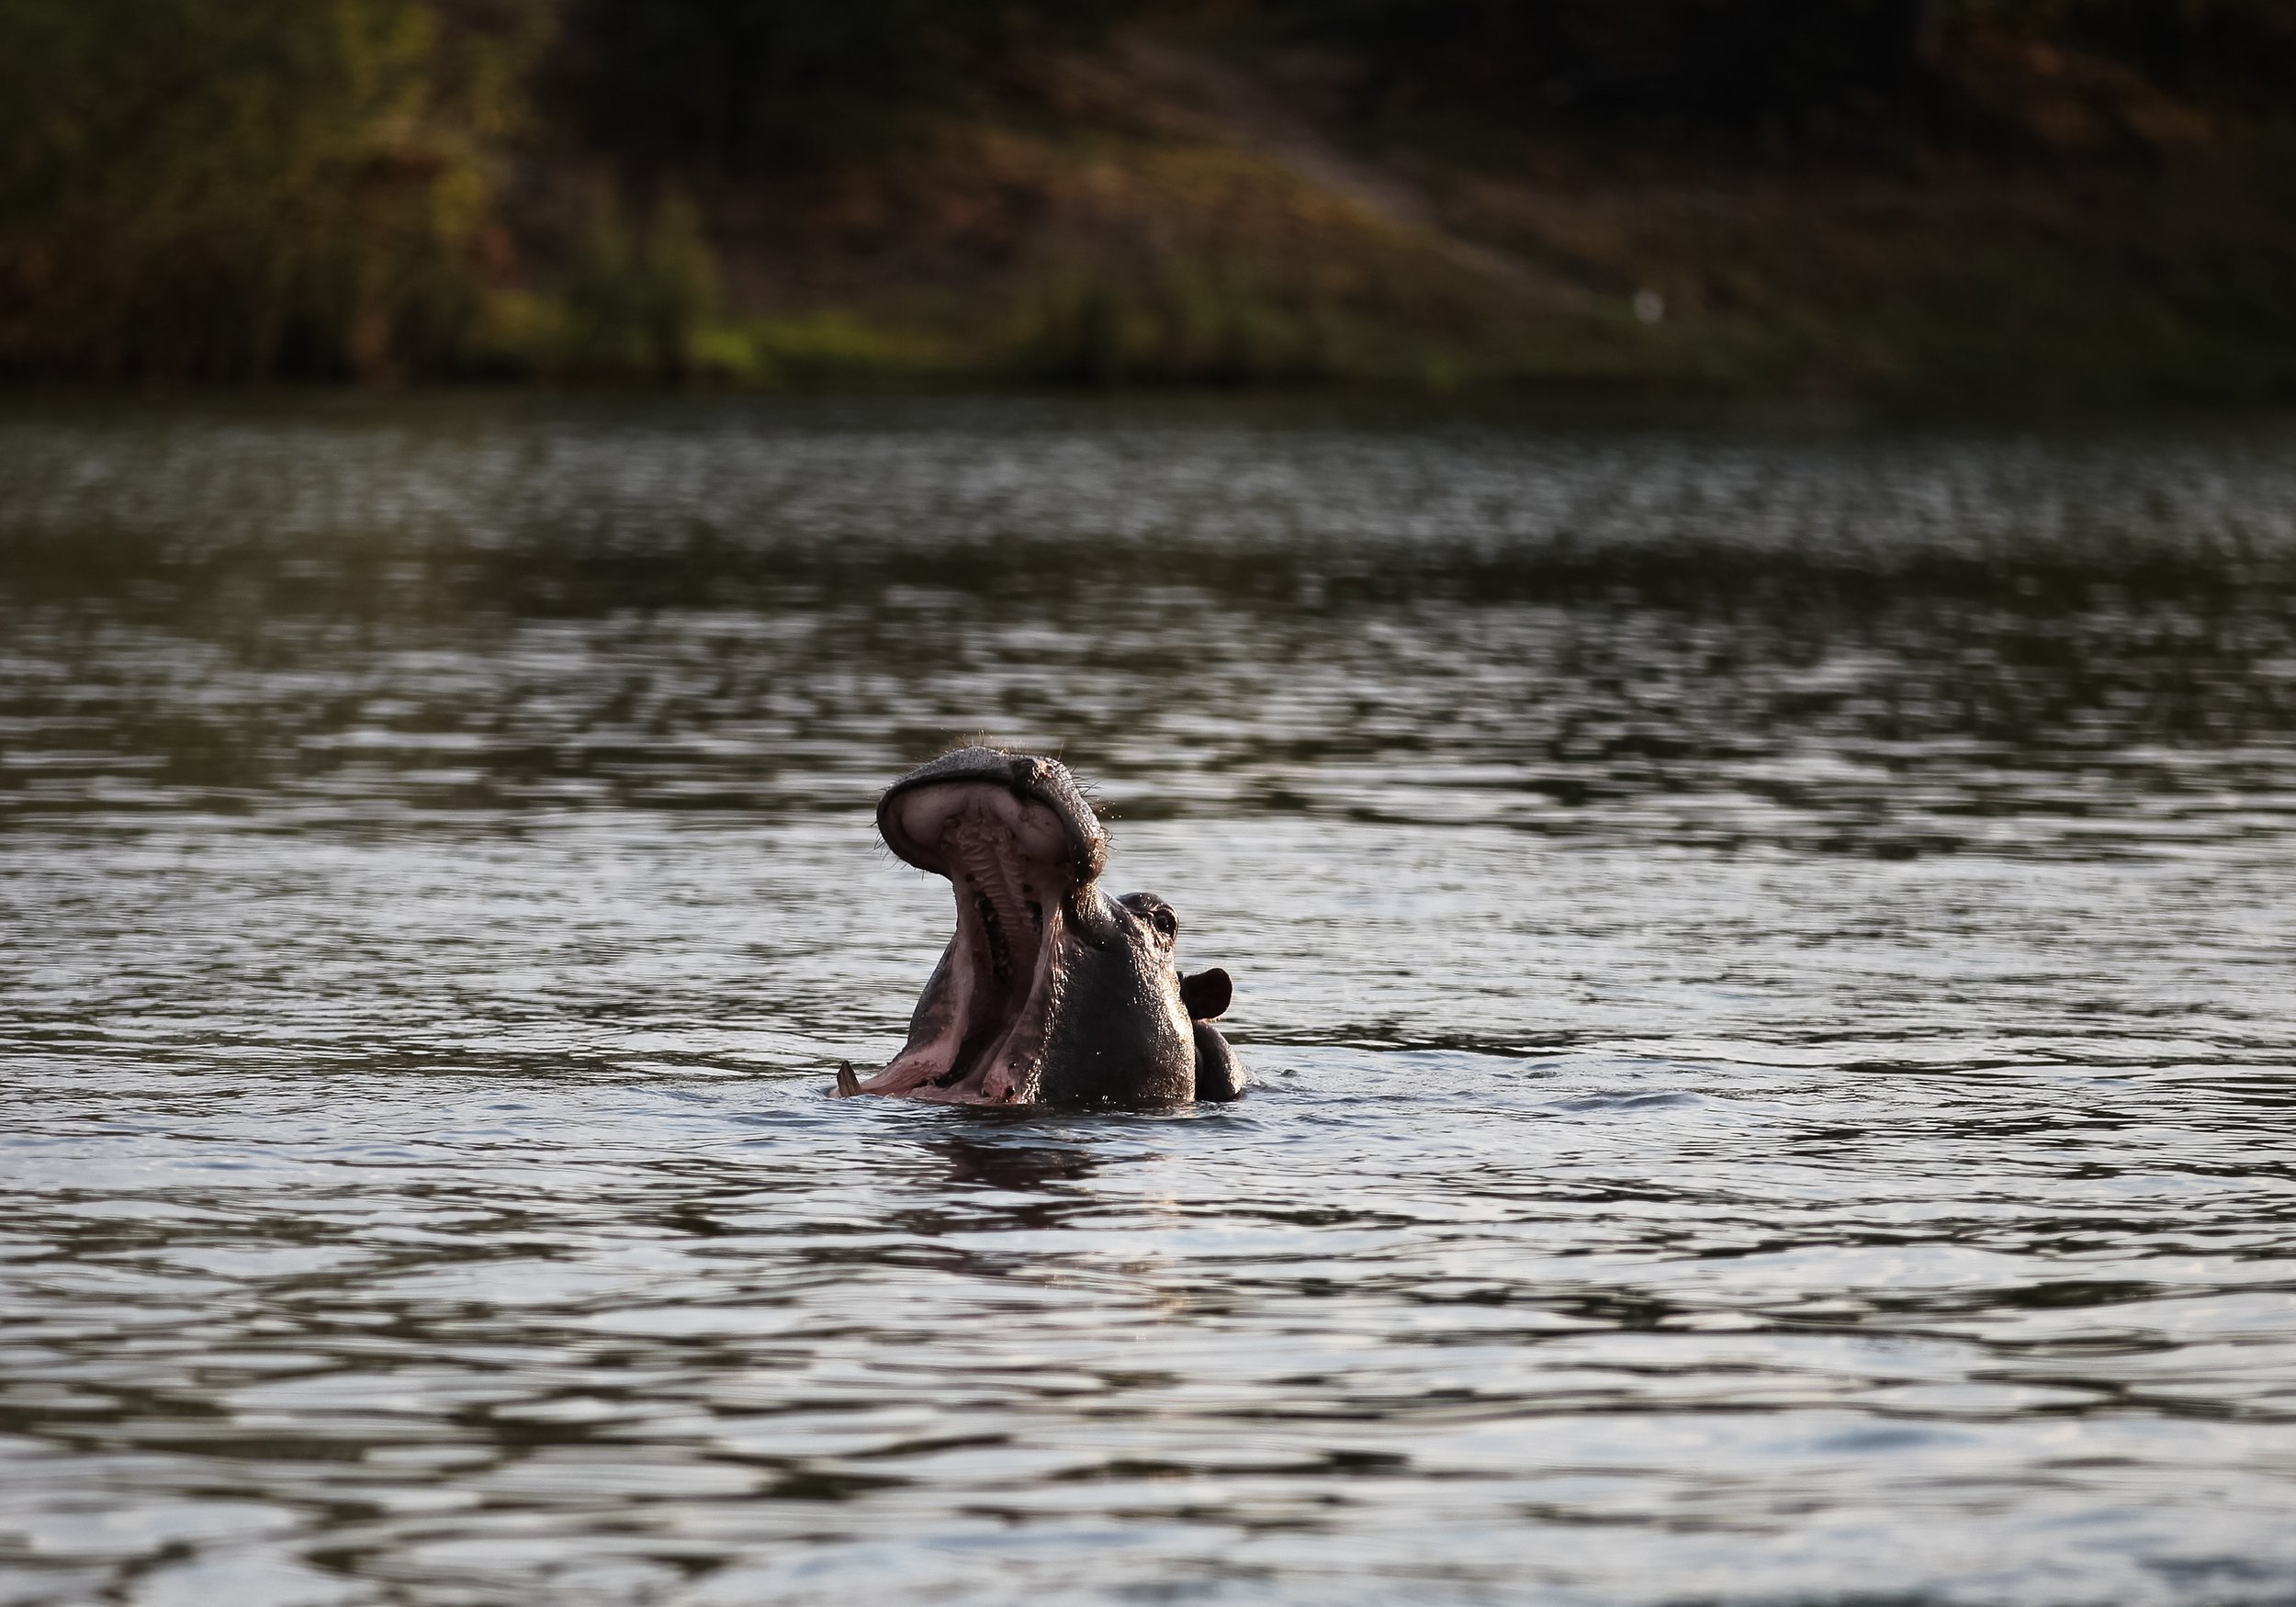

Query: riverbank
left=6, top=6, right=2293, bottom=403
left=546, top=37, right=2296, bottom=405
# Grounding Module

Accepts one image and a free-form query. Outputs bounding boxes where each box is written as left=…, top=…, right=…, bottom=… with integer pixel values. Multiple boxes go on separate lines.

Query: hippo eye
left=1150, top=907, right=1176, bottom=939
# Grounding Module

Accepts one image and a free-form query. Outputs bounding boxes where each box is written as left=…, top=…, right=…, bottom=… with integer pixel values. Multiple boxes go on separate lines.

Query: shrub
left=0, top=0, right=544, bottom=380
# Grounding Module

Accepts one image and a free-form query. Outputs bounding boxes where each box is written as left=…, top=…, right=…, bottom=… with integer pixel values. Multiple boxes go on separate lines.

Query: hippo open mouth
left=843, top=747, right=1244, bottom=1108
left=860, top=751, right=1105, bottom=1103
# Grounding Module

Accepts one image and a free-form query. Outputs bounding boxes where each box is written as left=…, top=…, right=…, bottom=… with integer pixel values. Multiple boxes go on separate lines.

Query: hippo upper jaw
left=874, top=747, right=1105, bottom=886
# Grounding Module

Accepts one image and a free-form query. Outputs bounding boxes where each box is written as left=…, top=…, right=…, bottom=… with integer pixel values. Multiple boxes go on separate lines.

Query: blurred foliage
left=0, top=0, right=547, bottom=380
left=551, top=189, right=718, bottom=378
left=0, top=0, right=2290, bottom=389
left=1262, top=0, right=2296, bottom=148
left=546, top=0, right=1118, bottom=167
left=1007, top=235, right=1538, bottom=388
left=1266, top=0, right=1937, bottom=138
left=1014, top=256, right=1365, bottom=386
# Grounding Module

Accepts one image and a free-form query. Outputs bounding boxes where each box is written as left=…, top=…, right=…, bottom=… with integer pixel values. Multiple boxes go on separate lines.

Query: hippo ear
left=1179, top=967, right=1232, bottom=1021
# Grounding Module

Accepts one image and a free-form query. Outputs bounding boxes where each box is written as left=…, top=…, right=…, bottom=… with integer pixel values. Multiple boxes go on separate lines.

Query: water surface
left=3, top=397, right=2294, bottom=1606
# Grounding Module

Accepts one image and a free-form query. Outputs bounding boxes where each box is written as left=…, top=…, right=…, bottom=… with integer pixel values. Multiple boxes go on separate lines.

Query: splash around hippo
left=835, top=747, right=1245, bottom=1108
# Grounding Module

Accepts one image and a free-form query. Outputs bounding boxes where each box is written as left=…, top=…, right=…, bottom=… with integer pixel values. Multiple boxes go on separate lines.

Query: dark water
left=3, top=397, right=2293, bottom=1607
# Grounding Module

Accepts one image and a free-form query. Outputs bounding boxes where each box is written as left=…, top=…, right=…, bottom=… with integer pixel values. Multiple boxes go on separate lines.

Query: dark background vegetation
left=3, top=0, right=2292, bottom=397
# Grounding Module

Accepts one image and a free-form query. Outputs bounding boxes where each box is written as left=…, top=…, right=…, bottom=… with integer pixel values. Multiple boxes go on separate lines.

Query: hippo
left=835, top=747, right=1245, bottom=1108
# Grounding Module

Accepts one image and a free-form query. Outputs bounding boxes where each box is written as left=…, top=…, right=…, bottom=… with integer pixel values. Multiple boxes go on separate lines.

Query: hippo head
left=840, top=747, right=1244, bottom=1108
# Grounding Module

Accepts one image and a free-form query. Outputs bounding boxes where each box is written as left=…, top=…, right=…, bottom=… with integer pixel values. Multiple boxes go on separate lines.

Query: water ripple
left=2, top=399, right=2293, bottom=1605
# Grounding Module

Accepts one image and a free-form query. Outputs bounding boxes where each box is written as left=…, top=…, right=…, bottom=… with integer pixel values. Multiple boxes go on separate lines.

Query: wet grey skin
left=837, top=747, right=1246, bottom=1108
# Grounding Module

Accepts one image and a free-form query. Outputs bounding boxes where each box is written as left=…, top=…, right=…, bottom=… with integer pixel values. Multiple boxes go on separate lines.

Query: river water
left=2, top=397, right=2292, bottom=1607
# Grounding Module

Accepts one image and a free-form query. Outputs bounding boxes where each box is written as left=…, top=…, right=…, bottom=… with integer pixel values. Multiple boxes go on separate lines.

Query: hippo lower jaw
left=854, top=777, right=1085, bottom=1105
